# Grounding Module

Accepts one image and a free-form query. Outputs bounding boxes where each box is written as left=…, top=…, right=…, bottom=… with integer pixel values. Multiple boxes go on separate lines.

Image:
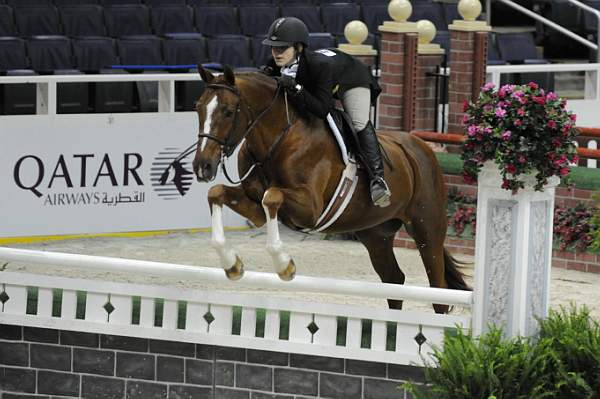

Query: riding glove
left=278, top=75, right=301, bottom=94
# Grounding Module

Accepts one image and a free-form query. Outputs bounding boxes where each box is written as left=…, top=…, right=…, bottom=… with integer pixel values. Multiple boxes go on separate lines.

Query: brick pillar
left=414, top=23, right=445, bottom=132
left=377, top=24, right=418, bottom=131
left=447, top=19, right=491, bottom=134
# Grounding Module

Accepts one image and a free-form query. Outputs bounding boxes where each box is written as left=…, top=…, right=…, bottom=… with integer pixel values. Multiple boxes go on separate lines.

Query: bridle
left=170, top=81, right=291, bottom=185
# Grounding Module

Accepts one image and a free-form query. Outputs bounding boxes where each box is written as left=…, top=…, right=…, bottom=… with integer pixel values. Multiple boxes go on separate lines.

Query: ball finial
left=416, top=20, right=436, bottom=44
left=458, top=0, right=482, bottom=21
left=344, top=20, right=369, bottom=45
left=388, top=0, right=412, bottom=23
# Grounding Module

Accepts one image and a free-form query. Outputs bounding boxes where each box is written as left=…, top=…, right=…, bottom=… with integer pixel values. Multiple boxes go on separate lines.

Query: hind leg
left=355, top=223, right=406, bottom=310
left=405, top=216, right=449, bottom=314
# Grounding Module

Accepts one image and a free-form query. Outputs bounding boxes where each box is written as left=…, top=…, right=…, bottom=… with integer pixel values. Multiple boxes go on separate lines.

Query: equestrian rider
left=261, top=17, right=392, bottom=208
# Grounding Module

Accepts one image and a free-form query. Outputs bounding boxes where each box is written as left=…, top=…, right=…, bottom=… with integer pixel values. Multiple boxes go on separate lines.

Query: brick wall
left=414, top=55, right=443, bottom=131
left=393, top=172, right=600, bottom=274
left=0, top=324, right=426, bottom=399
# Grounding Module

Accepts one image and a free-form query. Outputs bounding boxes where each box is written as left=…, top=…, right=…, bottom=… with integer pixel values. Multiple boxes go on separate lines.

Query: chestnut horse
left=192, top=66, right=469, bottom=313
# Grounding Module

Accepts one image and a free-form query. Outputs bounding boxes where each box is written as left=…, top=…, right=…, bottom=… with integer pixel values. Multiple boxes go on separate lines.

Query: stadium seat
left=207, top=34, right=252, bottom=68
left=186, top=0, right=225, bottom=5
left=431, top=30, right=450, bottom=52
left=194, top=5, right=239, bottom=35
left=362, top=4, right=388, bottom=34
left=72, top=37, right=134, bottom=113
left=0, top=5, right=15, bottom=36
left=320, top=3, right=360, bottom=35
left=163, top=34, right=206, bottom=111
left=118, top=36, right=164, bottom=112
left=104, top=4, right=152, bottom=37
left=411, top=2, right=446, bottom=31
left=55, top=0, right=99, bottom=5
left=281, top=5, right=323, bottom=32
left=150, top=4, right=195, bottom=35
left=251, top=34, right=271, bottom=67
left=308, top=32, right=336, bottom=49
left=0, top=37, right=30, bottom=72
left=7, top=0, right=51, bottom=5
left=27, top=36, right=89, bottom=113
left=583, top=0, right=600, bottom=34
left=59, top=5, right=106, bottom=37
left=496, top=32, right=544, bottom=63
left=14, top=5, right=61, bottom=36
left=487, top=34, right=507, bottom=66
left=230, top=0, right=273, bottom=4
left=279, top=0, right=309, bottom=3
left=145, top=0, right=186, bottom=5
left=238, top=5, right=279, bottom=36
left=100, top=0, right=141, bottom=5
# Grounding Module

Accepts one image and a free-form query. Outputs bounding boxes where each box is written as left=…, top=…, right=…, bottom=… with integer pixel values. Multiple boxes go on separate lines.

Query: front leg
left=262, top=188, right=296, bottom=281
left=208, top=184, right=266, bottom=280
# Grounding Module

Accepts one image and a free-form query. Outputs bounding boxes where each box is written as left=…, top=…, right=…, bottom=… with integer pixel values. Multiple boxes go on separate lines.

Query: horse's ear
left=223, top=65, right=235, bottom=86
left=198, top=64, right=214, bottom=83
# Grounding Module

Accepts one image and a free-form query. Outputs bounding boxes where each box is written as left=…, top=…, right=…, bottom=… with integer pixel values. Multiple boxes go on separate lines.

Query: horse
left=192, top=65, right=469, bottom=314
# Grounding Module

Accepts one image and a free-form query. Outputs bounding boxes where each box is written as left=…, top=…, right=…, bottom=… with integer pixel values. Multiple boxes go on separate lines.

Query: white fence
left=0, top=247, right=472, bottom=366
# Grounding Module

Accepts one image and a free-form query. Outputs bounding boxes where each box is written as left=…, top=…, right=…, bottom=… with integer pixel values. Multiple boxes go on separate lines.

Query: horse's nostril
left=202, top=163, right=212, bottom=177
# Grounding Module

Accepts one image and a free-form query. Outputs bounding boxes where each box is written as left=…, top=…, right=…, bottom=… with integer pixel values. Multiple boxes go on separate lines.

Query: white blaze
left=200, top=95, right=218, bottom=152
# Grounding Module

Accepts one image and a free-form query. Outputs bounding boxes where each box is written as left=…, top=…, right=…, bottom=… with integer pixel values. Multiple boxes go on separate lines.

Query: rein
left=168, top=81, right=292, bottom=186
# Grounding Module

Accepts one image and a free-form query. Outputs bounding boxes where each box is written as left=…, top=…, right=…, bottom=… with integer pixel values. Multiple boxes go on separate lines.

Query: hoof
left=224, top=256, right=244, bottom=281
left=277, top=260, right=296, bottom=281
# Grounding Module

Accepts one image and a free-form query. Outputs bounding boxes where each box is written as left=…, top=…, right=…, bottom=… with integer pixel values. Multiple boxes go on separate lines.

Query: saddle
left=326, top=108, right=360, bottom=166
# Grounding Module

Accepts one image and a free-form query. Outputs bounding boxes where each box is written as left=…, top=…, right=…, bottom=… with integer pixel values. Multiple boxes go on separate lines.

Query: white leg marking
left=201, top=95, right=218, bottom=152
left=262, top=194, right=291, bottom=274
left=211, top=204, right=238, bottom=269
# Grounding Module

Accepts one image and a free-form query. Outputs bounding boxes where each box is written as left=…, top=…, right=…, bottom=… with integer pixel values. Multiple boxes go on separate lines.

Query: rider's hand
left=278, top=75, right=300, bottom=93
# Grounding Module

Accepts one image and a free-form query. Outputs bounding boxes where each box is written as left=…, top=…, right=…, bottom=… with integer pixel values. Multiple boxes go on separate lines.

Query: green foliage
left=588, top=191, right=600, bottom=251
left=405, top=306, right=600, bottom=399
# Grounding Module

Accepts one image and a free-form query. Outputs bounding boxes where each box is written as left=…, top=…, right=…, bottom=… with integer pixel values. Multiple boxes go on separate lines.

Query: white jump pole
left=0, top=247, right=472, bottom=307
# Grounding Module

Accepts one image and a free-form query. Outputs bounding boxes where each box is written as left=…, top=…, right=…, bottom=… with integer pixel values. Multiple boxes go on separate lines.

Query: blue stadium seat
left=151, top=4, right=195, bottom=35
left=496, top=32, right=545, bottom=63
left=72, top=36, right=134, bottom=113
left=230, top=0, right=273, bottom=4
left=0, top=37, right=30, bottom=71
left=207, top=34, right=252, bottom=68
left=55, top=0, right=99, bottom=5
left=432, top=30, right=450, bottom=52
left=7, top=0, right=51, bottom=5
left=320, top=3, right=360, bottom=35
left=14, top=5, right=61, bottom=36
left=145, top=0, right=186, bottom=5
left=411, top=2, right=446, bottom=31
left=0, top=5, right=15, bottom=36
left=59, top=5, right=106, bottom=37
left=251, top=34, right=271, bottom=67
left=104, top=4, right=152, bottom=37
left=194, top=5, right=239, bottom=35
left=163, top=34, right=206, bottom=110
left=487, top=34, right=507, bottom=65
left=238, top=5, right=279, bottom=36
left=101, top=0, right=141, bottom=4
left=279, top=0, right=309, bottom=3
left=118, top=36, right=164, bottom=112
left=359, top=0, right=388, bottom=4
left=308, top=32, right=335, bottom=49
left=281, top=5, right=322, bottom=32
left=187, top=0, right=226, bottom=5
left=583, top=0, right=600, bottom=34
left=362, top=4, right=388, bottom=34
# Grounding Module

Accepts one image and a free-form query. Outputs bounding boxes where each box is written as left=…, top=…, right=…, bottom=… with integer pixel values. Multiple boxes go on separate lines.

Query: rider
left=261, top=17, right=392, bottom=208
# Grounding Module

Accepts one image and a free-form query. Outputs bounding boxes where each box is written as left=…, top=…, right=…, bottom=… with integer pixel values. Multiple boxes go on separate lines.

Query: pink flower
left=495, top=108, right=507, bottom=117
left=518, top=155, right=527, bottom=164
left=506, top=164, right=517, bottom=174
left=552, top=138, right=562, bottom=147
left=570, top=114, right=577, bottom=122
left=546, top=92, right=558, bottom=101
left=514, top=120, right=523, bottom=127
left=511, top=91, right=524, bottom=98
left=463, top=172, right=476, bottom=184
left=533, top=96, right=546, bottom=105
left=547, top=120, right=557, bottom=129
left=528, top=82, right=539, bottom=90
left=517, top=108, right=526, bottom=116
left=572, top=155, right=580, bottom=163
left=560, top=167, right=570, bottom=176
left=482, top=82, right=495, bottom=91
left=462, top=100, right=470, bottom=112
left=499, top=85, right=513, bottom=98
left=467, top=125, right=479, bottom=137
left=501, top=179, right=510, bottom=189
left=462, top=114, right=470, bottom=125
left=483, top=104, right=494, bottom=113
left=502, top=130, right=512, bottom=141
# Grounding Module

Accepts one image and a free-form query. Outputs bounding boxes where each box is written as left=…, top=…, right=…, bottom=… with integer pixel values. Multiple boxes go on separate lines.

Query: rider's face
left=271, top=46, right=295, bottom=67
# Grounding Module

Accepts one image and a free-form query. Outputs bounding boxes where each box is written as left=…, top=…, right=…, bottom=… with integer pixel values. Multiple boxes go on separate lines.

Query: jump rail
left=0, top=247, right=472, bottom=306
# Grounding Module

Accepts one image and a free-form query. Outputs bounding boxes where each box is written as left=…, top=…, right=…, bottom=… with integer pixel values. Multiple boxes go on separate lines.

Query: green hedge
left=436, top=153, right=600, bottom=191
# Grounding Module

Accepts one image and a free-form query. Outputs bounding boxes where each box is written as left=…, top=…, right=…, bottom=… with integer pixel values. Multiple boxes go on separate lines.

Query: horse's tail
left=443, top=248, right=472, bottom=291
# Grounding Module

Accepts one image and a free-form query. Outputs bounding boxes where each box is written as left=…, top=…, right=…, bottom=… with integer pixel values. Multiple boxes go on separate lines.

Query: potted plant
left=461, top=82, right=579, bottom=192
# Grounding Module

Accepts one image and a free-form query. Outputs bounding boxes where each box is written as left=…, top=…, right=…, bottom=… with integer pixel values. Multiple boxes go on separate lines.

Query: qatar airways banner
left=0, top=113, right=245, bottom=238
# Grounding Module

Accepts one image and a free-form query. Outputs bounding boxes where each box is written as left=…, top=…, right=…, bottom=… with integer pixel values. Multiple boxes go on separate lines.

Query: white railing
left=0, top=247, right=472, bottom=366
left=0, top=72, right=200, bottom=115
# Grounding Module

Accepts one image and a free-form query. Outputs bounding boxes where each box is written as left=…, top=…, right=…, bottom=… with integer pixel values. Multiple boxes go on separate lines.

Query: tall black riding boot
left=357, top=122, right=391, bottom=207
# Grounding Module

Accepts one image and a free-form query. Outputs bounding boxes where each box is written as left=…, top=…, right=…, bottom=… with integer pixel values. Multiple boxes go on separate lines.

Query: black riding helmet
left=262, top=17, right=309, bottom=47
